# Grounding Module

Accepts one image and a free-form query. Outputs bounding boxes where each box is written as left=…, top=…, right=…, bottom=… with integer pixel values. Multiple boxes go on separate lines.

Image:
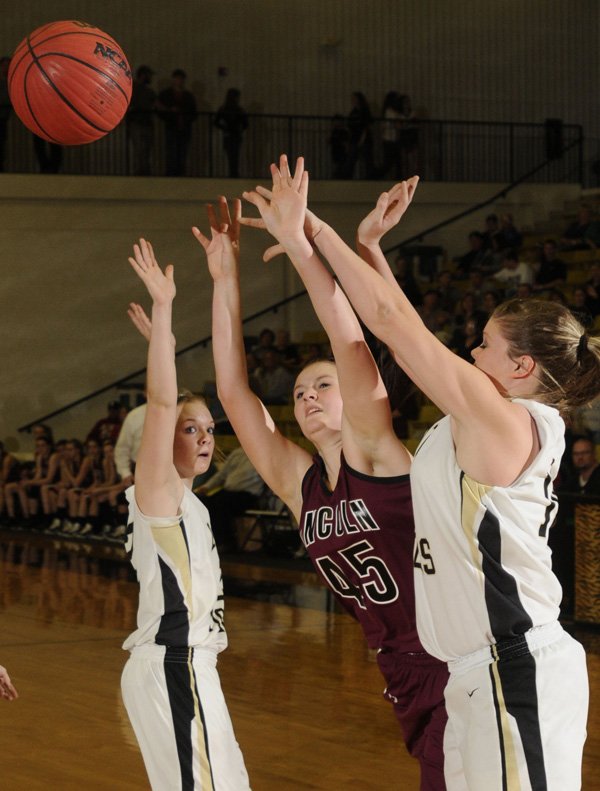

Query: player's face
left=293, top=361, right=343, bottom=438
left=173, top=401, right=215, bottom=480
left=471, top=318, right=518, bottom=394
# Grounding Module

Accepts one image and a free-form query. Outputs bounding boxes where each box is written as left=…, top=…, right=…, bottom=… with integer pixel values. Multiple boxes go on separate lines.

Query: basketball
left=8, top=20, right=132, bottom=146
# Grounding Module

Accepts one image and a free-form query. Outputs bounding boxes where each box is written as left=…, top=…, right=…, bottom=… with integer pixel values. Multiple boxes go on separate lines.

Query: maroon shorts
left=377, top=649, right=449, bottom=791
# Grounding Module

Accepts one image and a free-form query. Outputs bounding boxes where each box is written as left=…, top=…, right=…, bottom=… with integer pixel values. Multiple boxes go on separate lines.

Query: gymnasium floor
left=0, top=530, right=598, bottom=790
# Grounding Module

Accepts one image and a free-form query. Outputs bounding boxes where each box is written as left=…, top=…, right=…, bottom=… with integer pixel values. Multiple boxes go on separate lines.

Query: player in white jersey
left=254, top=158, right=600, bottom=790
left=121, top=239, right=250, bottom=791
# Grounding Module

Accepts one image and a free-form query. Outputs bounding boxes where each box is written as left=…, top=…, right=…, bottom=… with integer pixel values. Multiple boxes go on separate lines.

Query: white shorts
left=443, top=622, right=588, bottom=791
left=121, top=644, right=251, bottom=791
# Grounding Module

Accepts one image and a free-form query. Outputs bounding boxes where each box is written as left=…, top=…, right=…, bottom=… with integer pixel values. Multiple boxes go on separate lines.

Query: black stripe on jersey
left=155, top=555, right=190, bottom=646
left=538, top=472, right=558, bottom=538
left=164, top=647, right=216, bottom=791
left=477, top=507, right=534, bottom=640
left=494, top=650, right=548, bottom=790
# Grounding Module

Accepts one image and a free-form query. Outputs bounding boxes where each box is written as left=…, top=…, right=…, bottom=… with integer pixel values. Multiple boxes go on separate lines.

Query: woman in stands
left=0, top=441, right=20, bottom=522
left=193, top=183, right=453, bottom=790
left=120, top=238, right=250, bottom=791
left=4, top=434, right=55, bottom=526
left=254, top=157, right=597, bottom=790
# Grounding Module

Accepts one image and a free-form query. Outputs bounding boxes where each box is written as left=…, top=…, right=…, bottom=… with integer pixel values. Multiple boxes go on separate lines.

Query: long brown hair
left=492, top=298, right=600, bottom=413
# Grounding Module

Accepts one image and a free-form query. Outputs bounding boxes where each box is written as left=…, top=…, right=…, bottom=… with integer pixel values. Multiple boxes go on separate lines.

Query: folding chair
left=238, top=485, right=299, bottom=555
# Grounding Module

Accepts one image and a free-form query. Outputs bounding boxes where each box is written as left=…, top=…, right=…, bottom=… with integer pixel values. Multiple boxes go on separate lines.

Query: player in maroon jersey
left=192, top=172, right=457, bottom=789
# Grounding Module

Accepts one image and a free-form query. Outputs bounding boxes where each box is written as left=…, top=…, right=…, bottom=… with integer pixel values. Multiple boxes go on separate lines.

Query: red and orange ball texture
left=8, top=20, right=132, bottom=146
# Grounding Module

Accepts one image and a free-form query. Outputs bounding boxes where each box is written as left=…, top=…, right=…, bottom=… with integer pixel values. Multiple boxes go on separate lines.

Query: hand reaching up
left=128, top=239, right=175, bottom=306
left=241, top=154, right=312, bottom=257
left=357, top=177, right=419, bottom=247
left=192, top=196, right=241, bottom=281
left=127, top=302, right=176, bottom=346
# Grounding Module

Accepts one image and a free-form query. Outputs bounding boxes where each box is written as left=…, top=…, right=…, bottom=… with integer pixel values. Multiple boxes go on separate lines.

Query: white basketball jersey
left=122, top=486, right=227, bottom=653
left=411, top=399, right=564, bottom=661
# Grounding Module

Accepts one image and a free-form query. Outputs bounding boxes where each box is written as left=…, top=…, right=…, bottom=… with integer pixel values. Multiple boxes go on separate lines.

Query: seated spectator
left=416, top=289, right=441, bottom=333
left=569, top=286, right=595, bottom=328
left=559, top=205, right=598, bottom=251
left=576, top=396, right=600, bottom=445
left=453, top=292, right=488, bottom=332
left=394, top=253, right=422, bottom=306
left=45, top=439, right=85, bottom=533
left=5, top=436, right=55, bottom=526
left=87, top=401, right=123, bottom=444
left=435, top=270, right=461, bottom=313
left=482, top=288, right=503, bottom=317
left=495, top=213, right=523, bottom=251
left=274, top=328, right=300, bottom=370
left=450, top=314, right=486, bottom=362
left=583, top=262, right=600, bottom=317
left=251, top=327, right=277, bottom=363
left=64, top=438, right=104, bottom=536
left=299, top=342, right=323, bottom=368
left=453, top=231, right=493, bottom=278
left=0, top=442, right=20, bottom=522
left=516, top=282, right=534, bottom=300
left=481, top=213, right=499, bottom=250
left=546, top=287, right=568, bottom=306
left=466, top=268, right=490, bottom=308
left=533, top=239, right=567, bottom=292
left=253, top=350, right=295, bottom=405
left=195, top=447, right=264, bottom=552
left=491, top=249, right=534, bottom=297
left=558, top=436, right=600, bottom=496
left=432, top=310, right=452, bottom=346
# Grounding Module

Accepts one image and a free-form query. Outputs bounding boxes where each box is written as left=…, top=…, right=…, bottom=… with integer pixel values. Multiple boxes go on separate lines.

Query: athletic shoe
left=46, top=518, right=63, bottom=533
left=79, top=523, right=94, bottom=537
left=110, top=524, right=127, bottom=541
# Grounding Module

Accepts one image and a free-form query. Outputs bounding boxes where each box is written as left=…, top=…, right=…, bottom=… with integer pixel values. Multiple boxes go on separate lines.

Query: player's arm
left=0, top=665, right=18, bottom=701
left=355, top=178, right=419, bottom=291
left=241, top=157, right=409, bottom=475
left=193, top=198, right=312, bottom=522
left=127, top=239, right=183, bottom=516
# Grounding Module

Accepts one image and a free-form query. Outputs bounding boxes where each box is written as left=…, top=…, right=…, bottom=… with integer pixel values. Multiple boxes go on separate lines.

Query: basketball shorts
left=121, top=644, right=250, bottom=790
left=443, top=621, right=588, bottom=791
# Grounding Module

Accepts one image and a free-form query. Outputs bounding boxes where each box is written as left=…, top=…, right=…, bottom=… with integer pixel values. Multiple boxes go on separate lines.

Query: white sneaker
left=62, top=520, right=80, bottom=535
left=47, top=518, right=62, bottom=533
left=111, top=524, right=127, bottom=540
left=79, top=523, right=94, bottom=537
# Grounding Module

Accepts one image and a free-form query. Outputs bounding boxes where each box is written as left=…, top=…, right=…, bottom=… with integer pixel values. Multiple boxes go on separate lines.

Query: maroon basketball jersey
left=300, top=453, right=424, bottom=653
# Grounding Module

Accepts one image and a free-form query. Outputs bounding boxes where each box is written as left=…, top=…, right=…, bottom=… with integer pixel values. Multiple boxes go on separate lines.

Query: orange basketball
left=8, top=20, right=132, bottom=146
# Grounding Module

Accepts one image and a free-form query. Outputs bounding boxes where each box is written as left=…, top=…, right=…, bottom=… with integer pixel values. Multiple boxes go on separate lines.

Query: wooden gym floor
left=0, top=530, right=598, bottom=790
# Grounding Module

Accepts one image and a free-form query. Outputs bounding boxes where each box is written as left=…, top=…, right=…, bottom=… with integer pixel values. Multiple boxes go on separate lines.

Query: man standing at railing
left=157, top=69, right=197, bottom=176
left=126, top=65, right=156, bottom=176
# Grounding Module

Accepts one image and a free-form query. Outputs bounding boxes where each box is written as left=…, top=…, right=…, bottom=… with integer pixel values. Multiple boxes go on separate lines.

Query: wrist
left=281, top=234, right=313, bottom=259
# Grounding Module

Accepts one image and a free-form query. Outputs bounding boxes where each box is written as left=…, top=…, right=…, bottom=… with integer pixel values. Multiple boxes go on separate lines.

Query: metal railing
left=2, top=111, right=583, bottom=184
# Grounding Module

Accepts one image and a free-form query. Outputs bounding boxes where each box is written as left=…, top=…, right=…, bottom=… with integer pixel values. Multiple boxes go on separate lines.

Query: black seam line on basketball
left=35, top=52, right=130, bottom=103
left=25, top=53, right=118, bottom=136
left=23, top=62, right=57, bottom=142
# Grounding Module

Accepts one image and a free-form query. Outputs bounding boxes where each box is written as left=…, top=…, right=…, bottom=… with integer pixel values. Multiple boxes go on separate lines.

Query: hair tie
left=576, top=333, right=588, bottom=363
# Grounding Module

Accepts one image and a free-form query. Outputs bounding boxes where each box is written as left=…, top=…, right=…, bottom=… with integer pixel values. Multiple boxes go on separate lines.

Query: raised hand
left=241, top=154, right=312, bottom=256
left=192, top=196, right=241, bottom=281
left=0, top=665, right=18, bottom=701
left=127, top=302, right=176, bottom=346
left=357, top=176, right=419, bottom=247
left=128, top=239, right=175, bottom=306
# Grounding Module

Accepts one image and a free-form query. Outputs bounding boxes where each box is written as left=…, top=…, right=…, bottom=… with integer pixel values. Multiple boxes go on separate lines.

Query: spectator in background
left=450, top=313, right=486, bottom=362
left=393, top=253, right=422, bottom=306
left=453, top=291, right=488, bottom=334
left=0, top=441, right=20, bottom=521
left=435, top=270, right=461, bottom=313
left=416, top=289, right=441, bottom=333
left=251, top=327, right=276, bottom=363
left=378, top=90, right=403, bottom=179
left=195, top=447, right=264, bottom=552
left=560, top=205, right=594, bottom=251
left=397, top=95, right=419, bottom=176
left=253, top=349, right=295, bottom=405
left=516, top=281, right=534, bottom=300
left=158, top=69, right=197, bottom=176
left=126, top=65, right=156, bottom=176
left=328, top=115, right=350, bottom=179
left=491, top=248, right=534, bottom=298
left=32, top=134, right=62, bottom=174
left=495, top=212, right=523, bottom=250
left=0, top=56, right=11, bottom=172
left=343, top=91, right=375, bottom=179
left=481, top=213, right=499, bottom=250
left=214, top=88, right=248, bottom=178
left=577, top=397, right=600, bottom=445
left=584, top=262, right=600, bottom=317
left=299, top=342, right=323, bottom=368
left=274, top=328, right=300, bottom=370
left=559, top=436, right=600, bottom=496
left=569, top=286, right=595, bottom=328
left=87, top=401, right=123, bottom=444
left=114, top=402, right=147, bottom=487
left=482, top=288, right=502, bottom=317
left=453, top=231, right=493, bottom=278
left=533, top=239, right=567, bottom=292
